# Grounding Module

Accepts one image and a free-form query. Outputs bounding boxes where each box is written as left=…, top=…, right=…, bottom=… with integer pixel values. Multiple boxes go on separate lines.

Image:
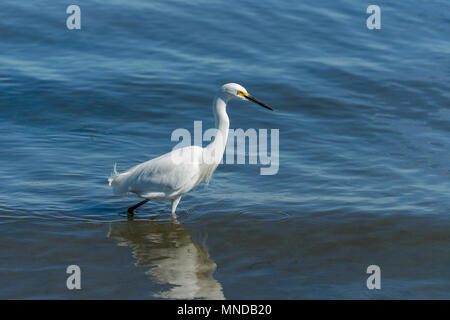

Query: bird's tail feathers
left=108, top=163, right=132, bottom=196
left=108, top=163, right=119, bottom=186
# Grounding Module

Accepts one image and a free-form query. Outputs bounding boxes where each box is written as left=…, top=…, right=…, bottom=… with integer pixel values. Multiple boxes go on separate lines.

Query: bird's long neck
left=206, top=94, right=229, bottom=164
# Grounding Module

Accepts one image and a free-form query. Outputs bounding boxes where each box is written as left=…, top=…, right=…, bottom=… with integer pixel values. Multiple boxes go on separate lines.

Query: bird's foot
left=125, top=199, right=149, bottom=217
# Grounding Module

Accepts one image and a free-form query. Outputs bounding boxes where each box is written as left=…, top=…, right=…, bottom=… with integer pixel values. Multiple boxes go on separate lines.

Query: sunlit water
left=0, top=1, right=449, bottom=299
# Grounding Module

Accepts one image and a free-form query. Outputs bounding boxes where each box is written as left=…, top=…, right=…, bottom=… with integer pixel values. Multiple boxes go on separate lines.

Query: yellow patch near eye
left=237, top=90, right=248, bottom=96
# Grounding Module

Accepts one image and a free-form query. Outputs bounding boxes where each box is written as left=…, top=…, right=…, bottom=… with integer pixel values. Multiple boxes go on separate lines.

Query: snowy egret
left=108, top=83, right=273, bottom=217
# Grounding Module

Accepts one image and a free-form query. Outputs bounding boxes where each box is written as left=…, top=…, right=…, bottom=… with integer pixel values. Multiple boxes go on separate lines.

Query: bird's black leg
left=127, top=199, right=149, bottom=216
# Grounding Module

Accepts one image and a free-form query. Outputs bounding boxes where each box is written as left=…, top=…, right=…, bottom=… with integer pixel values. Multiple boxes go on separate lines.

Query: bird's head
left=220, top=83, right=274, bottom=111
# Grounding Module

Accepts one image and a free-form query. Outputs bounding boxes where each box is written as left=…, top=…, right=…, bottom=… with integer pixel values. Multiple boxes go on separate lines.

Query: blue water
left=0, top=0, right=449, bottom=299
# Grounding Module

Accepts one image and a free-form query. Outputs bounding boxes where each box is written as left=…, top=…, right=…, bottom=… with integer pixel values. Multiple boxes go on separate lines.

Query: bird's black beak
left=245, top=94, right=274, bottom=111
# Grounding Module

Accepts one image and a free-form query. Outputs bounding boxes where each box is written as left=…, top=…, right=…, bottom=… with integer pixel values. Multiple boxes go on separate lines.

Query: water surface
left=0, top=0, right=449, bottom=299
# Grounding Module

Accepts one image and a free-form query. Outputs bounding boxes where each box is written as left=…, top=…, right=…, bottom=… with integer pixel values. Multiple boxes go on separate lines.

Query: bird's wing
left=112, top=146, right=206, bottom=198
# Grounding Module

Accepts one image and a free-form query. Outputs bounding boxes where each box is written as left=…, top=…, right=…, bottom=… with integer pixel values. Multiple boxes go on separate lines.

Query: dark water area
left=0, top=1, right=449, bottom=299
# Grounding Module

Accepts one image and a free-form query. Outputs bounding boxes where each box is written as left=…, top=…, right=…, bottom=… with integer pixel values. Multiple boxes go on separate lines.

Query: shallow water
left=0, top=0, right=449, bottom=299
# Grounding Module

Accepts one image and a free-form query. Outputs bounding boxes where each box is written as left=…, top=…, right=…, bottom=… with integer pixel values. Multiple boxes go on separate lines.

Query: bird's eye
left=237, top=90, right=247, bottom=96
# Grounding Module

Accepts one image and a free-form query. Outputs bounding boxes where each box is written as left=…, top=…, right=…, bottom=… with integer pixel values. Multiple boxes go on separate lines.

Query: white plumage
left=108, top=83, right=273, bottom=216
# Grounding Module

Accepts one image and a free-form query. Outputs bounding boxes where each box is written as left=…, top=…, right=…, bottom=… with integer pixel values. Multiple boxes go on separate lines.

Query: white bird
left=108, top=83, right=273, bottom=217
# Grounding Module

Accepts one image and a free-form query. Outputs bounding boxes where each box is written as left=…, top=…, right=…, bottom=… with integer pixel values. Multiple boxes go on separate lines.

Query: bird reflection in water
left=107, top=218, right=224, bottom=299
